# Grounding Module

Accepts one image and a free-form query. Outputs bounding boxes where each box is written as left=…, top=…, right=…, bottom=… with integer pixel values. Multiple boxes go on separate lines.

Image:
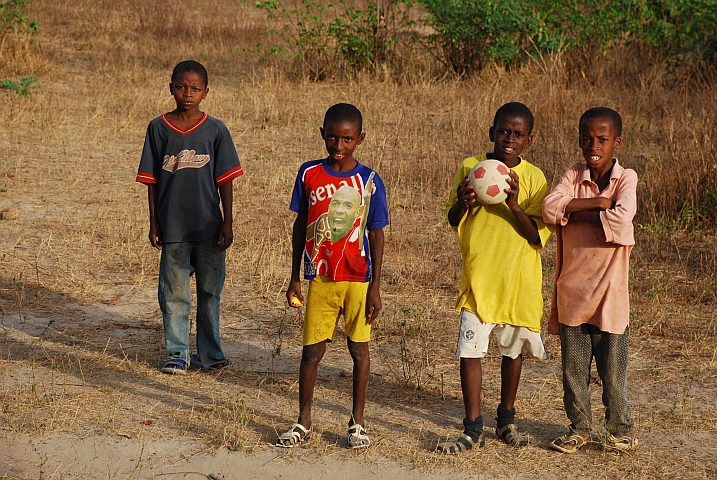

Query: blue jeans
left=158, top=237, right=227, bottom=367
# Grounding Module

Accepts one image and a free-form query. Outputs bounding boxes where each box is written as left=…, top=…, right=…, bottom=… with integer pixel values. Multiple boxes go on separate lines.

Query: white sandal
left=276, top=423, right=311, bottom=448
left=348, top=423, right=370, bottom=449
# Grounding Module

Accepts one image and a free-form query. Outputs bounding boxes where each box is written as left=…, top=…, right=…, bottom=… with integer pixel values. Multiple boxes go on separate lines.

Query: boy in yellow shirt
left=439, top=102, right=552, bottom=453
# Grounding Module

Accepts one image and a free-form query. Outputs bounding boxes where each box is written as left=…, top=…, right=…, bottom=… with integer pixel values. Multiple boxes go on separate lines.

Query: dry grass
left=0, top=1, right=716, bottom=478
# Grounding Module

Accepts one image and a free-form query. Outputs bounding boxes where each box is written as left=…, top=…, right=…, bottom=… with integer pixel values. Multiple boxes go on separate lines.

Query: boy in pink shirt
left=543, top=107, right=638, bottom=454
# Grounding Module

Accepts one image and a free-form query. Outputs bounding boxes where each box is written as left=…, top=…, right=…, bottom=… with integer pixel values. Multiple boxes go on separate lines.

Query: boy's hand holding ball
left=286, top=283, right=304, bottom=308
left=457, top=177, right=476, bottom=208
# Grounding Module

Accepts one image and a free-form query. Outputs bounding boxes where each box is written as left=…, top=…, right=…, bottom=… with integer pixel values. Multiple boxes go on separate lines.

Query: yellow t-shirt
left=448, top=154, right=553, bottom=332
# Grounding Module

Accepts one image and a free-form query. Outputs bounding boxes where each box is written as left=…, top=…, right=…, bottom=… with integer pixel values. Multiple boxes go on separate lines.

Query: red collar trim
left=161, top=113, right=208, bottom=135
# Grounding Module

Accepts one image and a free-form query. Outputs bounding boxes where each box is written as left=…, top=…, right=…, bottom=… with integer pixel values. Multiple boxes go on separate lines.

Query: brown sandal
left=191, top=354, right=230, bottom=371
left=604, top=434, right=638, bottom=452
left=205, top=360, right=230, bottom=371
left=550, top=431, right=588, bottom=453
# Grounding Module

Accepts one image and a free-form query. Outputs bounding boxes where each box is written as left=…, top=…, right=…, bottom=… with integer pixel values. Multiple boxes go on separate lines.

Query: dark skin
left=147, top=71, right=234, bottom=251
left=447, top=116, right=541, bottom=245
left=282, top=119, right=383, bottom=442
left=565, top=117, right=621, bottom=226
left=165, top=71, right=208, bottom=129
left=552, top=116, right=633, bottom=450
left=447, top=114, right=541, bottom=421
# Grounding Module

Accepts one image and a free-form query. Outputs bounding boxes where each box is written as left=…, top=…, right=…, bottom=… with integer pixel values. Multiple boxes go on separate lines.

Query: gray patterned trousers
left=560, top=323, right=634, bottom=436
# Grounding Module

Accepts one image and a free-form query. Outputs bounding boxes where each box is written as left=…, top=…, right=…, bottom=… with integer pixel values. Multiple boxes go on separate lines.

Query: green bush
left=416, top=0, right=717, bottom=75
left=634, top=0, right=717, bottom=63
left=328, top=2, right=398, bottom=71
left=417, top=0, right=535, bottom=74
left=250, top=0, right=717, bottom=77
left=0, top=0, right=39, bottom=38
left=251, top=0, right=410, bottom=80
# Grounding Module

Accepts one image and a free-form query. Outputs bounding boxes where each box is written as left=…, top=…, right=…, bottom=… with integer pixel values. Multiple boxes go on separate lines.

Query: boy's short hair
left=324, top=103, right=363, bottom=132
left=494, top=102, right=534, bottom=134
left=580, top=107, right=622, bottom=136
left=171, top=60, right=209, bottom=87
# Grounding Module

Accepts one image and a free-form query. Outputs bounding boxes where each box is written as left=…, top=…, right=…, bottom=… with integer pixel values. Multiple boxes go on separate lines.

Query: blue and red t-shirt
left=290, top=158, right=389, bottom=282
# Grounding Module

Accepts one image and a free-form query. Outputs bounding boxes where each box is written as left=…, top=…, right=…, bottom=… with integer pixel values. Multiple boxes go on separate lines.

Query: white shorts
left=455, top=309, right=548, bottom=360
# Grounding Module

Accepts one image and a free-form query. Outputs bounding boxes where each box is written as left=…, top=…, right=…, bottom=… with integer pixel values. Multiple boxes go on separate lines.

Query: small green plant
left=29, top=439, right=48, bottom=480
left=0, top=0, right=39, bottom=38
left=220, top=392, right=252, bottom=450
left=265, top=308, right=291, bottom=384
left=40, top=319, right=54, bottom=338
left=0, top=76, right=38, bottom=96
left=698, top=186, right=717, bottom=224
left=397, top=306, right=435, bottom=390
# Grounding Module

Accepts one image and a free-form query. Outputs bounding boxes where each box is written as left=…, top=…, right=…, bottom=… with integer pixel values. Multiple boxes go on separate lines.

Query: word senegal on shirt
left=290, top=158, right=389, bottom=283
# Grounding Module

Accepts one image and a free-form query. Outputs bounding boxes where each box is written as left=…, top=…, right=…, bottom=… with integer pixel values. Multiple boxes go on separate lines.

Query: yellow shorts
left=303, top=275, right=371, bottom=346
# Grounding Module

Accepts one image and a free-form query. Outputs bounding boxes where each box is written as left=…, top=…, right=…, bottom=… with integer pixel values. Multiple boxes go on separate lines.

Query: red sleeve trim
left=136, top=172, right=157, bottom=184
left=216, top=165, right=244, bottom=186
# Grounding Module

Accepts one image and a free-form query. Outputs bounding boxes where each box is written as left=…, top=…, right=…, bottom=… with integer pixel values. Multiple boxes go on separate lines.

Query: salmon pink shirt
left=543, top=159, right=638, bottom=335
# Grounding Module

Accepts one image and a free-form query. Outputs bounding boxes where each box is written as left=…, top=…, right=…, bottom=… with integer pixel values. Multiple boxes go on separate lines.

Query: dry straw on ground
left=0, top=1, right=715, bottom=479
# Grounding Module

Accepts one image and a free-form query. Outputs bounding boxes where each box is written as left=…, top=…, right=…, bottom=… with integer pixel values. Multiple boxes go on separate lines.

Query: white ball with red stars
left=467, top=159, right=511, bottom=205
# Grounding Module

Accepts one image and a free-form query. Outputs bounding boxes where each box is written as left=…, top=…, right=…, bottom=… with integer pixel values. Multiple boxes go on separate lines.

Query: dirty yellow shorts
left=303, top=275, right=371, bottom=346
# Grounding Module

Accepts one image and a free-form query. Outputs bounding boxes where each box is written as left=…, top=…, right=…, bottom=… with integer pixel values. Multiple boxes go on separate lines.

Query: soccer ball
left=467, top=159, right=511, bottom=205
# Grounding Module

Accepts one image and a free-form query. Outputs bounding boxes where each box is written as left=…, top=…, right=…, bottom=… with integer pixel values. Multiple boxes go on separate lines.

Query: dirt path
left=2, top=432, right=466, bottom=480
left=1, top=289, right=716, bottom=479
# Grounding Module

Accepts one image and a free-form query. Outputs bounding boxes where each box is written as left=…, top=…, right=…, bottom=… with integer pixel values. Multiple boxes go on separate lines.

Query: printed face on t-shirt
left=328, top=185, right=361, bottom=242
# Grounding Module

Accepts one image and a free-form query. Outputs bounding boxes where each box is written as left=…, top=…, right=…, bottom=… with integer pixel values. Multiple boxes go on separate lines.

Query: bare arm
left=510, top=206, right=541, bottom=244
left=565, top=196, right=613, bottom=213
left=147, top=184, right=162, bottom=249
left=565, top=197, right=613, bottom=225
left=287, top=213, right=308, bottom=307
left=218, top=181, right=234, bottom=251
left=567, top=210, right=601, bottom=224
left=366, top=228, right=384, bottom=324
left=505, top=171, right=541, bottom=245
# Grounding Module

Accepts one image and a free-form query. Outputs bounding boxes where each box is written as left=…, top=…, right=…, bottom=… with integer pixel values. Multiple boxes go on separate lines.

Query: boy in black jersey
left=136, top=60, right=244, bottom=375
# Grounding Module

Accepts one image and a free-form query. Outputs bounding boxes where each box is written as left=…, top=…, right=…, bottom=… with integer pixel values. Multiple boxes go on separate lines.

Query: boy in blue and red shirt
left=276, top=103, right=389, bottom=449
left=136, top=60, right=243, bottom=375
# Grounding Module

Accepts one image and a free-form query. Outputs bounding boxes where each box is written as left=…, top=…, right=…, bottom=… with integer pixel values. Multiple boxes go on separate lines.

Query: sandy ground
left=1, top=282, right=716, bottom=480
left=1, top=432, right=465, bottom=480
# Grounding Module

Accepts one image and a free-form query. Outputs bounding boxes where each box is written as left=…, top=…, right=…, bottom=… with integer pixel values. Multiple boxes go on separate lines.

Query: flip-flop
left=191, top=354, right=230, bottom=371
